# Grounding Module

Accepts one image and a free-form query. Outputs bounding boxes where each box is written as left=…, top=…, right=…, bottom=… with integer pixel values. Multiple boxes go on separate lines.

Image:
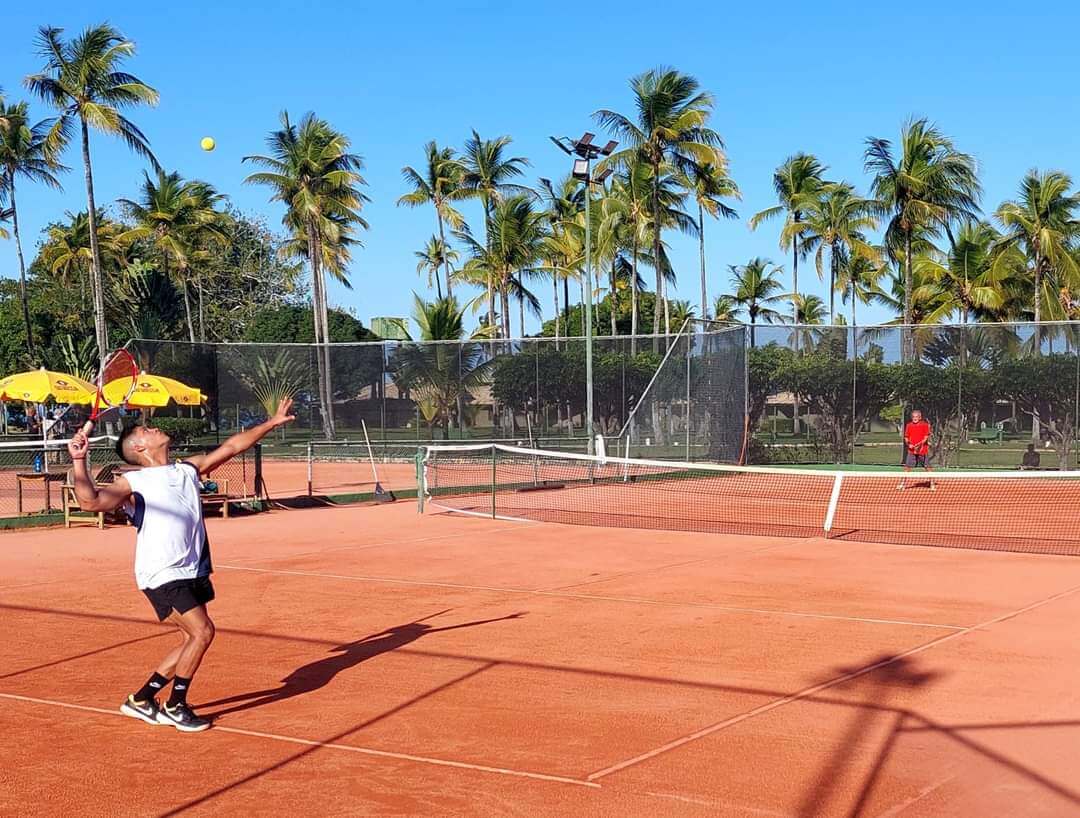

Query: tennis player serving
left=67, top=398, right=295, bottom=732
left=898, top=408, right=935, bottom=491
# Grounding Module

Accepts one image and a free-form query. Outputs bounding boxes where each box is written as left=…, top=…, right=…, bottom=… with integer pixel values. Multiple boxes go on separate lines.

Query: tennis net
left=420, top=443, right=1080, bottom=556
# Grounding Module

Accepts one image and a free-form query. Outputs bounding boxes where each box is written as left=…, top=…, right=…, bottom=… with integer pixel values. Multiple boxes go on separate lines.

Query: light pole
left=550, top=132, right=616, bottom=454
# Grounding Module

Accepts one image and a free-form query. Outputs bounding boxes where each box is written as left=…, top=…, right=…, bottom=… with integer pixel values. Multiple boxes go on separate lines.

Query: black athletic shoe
left=120, top=694, right=161, bottom=726
left=156, top=702, right=211, bottom=732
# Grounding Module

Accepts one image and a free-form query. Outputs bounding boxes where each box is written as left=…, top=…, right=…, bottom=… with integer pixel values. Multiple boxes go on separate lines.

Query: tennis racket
left=80, top=349, right=139, bottom=435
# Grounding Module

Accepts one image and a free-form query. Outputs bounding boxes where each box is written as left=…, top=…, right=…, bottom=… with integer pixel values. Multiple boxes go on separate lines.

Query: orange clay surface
left=2, top=500, right=1080, bottom=816
left=260, top=458, right=418, bottom=499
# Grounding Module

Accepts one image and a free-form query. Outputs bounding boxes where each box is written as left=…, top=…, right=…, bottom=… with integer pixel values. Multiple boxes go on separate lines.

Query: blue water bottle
left=33, top=452, right=44, bottom=473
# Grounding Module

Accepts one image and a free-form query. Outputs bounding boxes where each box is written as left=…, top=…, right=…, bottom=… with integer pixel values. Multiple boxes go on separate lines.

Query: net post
left=415, top=447, right=425, bottom=514
left=253, top=444, right=264, bottom=507
left=490, top=444, right=497, bottom=519
left=306, top=441, right=313, bottom=497
left=822, top=473, right=844, bottom=537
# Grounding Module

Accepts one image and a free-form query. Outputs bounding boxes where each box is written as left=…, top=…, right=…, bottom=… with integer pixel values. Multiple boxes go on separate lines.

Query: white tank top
left=124, top=462, right=211, bottom=590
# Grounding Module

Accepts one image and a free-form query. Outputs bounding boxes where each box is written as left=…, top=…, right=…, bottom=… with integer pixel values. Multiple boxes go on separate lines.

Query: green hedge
left=148, top=417, right=209, bottom=445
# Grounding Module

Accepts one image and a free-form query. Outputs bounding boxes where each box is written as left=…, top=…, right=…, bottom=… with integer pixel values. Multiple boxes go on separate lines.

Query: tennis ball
left=200, top=137, right=216, bottom=152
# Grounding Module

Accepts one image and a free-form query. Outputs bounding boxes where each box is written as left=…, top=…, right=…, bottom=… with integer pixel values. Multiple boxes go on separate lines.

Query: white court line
left=585, top=581, right=1080, bottom=781
left=216, top=563, right=969, bottom=631
left=0, top=692, right=599, bottom=789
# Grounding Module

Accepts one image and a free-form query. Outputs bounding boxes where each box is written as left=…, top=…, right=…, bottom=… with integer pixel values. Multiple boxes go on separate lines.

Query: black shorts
left=142, top=576, right=215, bottom=621
left=905, top=452, right=929, bottom=468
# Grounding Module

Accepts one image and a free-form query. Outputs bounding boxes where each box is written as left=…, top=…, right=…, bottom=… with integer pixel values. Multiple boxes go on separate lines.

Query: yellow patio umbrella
left=0, top=368, right=96, bottom=404
left=105, top=372, right=204, bottom=408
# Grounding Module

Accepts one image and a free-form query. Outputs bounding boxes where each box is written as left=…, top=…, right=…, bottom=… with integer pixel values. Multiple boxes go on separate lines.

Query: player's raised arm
left=186, top=398, right=296, bottom=476
left=68, top=432, right=132, bottom=512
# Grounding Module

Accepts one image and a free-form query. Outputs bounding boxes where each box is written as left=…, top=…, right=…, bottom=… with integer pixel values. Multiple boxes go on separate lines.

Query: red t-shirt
left=905, top=420, right=931, bottom=455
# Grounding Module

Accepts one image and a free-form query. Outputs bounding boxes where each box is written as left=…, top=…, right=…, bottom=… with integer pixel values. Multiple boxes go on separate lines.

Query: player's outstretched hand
left=68, top=431, right=89, bottom=461
left=271, top=397, right=297, bottom=428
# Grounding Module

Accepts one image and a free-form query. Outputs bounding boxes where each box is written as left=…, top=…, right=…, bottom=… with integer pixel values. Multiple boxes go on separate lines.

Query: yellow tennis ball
left=200, top=137, right=216, bottom=152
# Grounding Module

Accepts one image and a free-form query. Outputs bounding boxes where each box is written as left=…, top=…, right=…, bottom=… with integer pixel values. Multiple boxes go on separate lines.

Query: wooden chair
left=63, top=464, right=118, bottom=529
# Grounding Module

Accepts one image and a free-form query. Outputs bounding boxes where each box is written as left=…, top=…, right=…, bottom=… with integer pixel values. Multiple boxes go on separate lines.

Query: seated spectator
left=1021, top=443, right=1041, bottom=470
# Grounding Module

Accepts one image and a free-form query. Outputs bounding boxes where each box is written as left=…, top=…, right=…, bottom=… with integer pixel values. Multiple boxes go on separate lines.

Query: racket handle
left=81, top=419, right=94, bottom=436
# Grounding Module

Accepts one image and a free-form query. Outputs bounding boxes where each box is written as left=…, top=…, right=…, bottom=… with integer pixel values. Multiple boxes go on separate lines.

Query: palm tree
left=914, top=221, right=1010, bottom=324
left=398, top=142, right=467, bottom=298
left=724, top=258, right=786, bottom=346
left=608, top=159, right=652, bottom=346
left=25, top=23, right=159, bottom=358
left=712, top=295, right=737, bottom=322
left=788, top=293, right=827, bottom=349
left=0, top=94, right=65, bottom=358
left=39, top=209, right=126, bottom=318
left=455, top=194, right=546, bottom=340
left=461, top=131, right=530, bottom=333
left=838, top=256, right=887, bottom=327
left=537, top=175, right=585, bottom=345
left=119, top=170, right=230, bottom=342
left=414, top=235, right=458, bottom=299
left=865, top=118, right=980, bottom=357
left=391, top=295, right=493, bottom=436
left=793, top=182, right=879, bottom=322
left=682, top=160, right=740, bottom=318
left=749, top=154, right=825, bottom=325
left=596, top=67, right=726, bottom=347
left=244, top=111, right=369, bottom=439
left=994, top=170, right=1080, bottom=338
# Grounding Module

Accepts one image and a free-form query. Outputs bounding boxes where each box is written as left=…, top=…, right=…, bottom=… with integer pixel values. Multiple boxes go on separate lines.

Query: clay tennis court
left=3, top=495, right=1080, bottom=816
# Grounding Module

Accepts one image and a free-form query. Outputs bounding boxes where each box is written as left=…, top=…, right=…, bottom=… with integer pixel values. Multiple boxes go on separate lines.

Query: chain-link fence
left=128, top=320, right=1080, bottom=502
left=746, top=321, right=1080, bottom=470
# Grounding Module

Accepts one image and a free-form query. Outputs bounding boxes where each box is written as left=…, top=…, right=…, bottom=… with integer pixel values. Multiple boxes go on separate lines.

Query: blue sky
left=2, top=1, right=1079, bottom=333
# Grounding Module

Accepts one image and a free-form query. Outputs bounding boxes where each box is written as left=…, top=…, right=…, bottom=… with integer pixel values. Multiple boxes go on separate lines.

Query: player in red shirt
left=899, top=409, right=935, bottom=490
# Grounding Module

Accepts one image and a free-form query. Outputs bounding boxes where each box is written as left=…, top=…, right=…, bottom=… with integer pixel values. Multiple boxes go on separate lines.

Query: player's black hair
left=115, top=424, right=143, bottom=465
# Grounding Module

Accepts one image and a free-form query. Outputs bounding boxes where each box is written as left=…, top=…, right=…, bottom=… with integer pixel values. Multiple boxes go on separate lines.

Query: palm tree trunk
left=829, top=242, right=838, bottom=324
left=631, top=238, right=640, bottom=355
left=903, top=228, right=914, bottom=360
left=662, top=275, right=671, bottom=336
left=791, top=215, right=800, bottom=434
left=317, top=263, right=335, bottom=438
left=308, top=220, right=334, bottom=440
left=501, top=280, right=511, bottom=340
left=698, top=202, right=707, bottom=320
left=580, top=276, right=587, bottom=335
left=610, top=260, right=617, bottom=337
left=553, top=268, right=560, bottom=350
left=197, top=274, right=205, bottom=341
left=437, top=211, right=452, bottom=299
left=80, top=118, right=108, bottom=360
left=8, top=183, right=35, bottom=357
left=519, top=292, right=525, bottom=339
left=652, top=162, right=662, bottom=352
left=180, top=278, right=196, bottom=343
left=563, top=277, right=571, bottom=336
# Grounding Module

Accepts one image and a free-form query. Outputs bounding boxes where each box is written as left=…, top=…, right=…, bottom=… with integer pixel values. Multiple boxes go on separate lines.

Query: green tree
left=995, top=353, right=1079, bottom=469
left=914, top=221, right=1010, bottom=325
left=793, top=182, right=879, bottom=322
left=749, top=153, right=826, bottom=325
left=414, top=235, right=458, bottom=299
left=994, top=170, right=1080, bottom=333
left=864, top=118, right=981, bottom=357
left=119, top=170, right=231, bottom=342
left=398, top=142, right=467, bottom=298
left=25, top=23, right=160, bottom=358
left=456, top=194, right=546, bottom=339
left=723, top=258, right=786, bottom=346
left=391, top=296, right=492, bottom=436
left=596, top=67, right=726, bottom=344
left=682, top=159, right=740, bottom=318
left=243, top=111, right=369, bottom=439
left=0, top=94, right=65, bottom=358
left=461, top=131, right=530, bottom=333
left=778, top=351, right=896, bottom=462
left=36, top=209, right=126, bottom=321
left=537, top=175, right=585, bottom=345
